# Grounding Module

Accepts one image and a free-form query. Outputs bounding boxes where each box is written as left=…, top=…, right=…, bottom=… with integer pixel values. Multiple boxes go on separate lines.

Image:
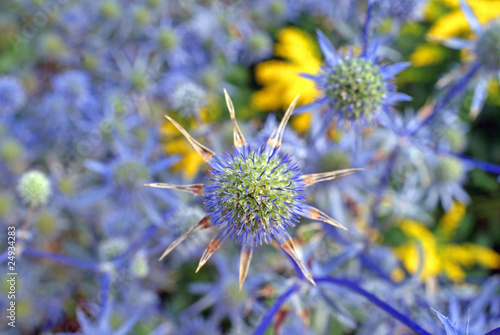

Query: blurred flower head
left=0, top=76, right=25, bottom=116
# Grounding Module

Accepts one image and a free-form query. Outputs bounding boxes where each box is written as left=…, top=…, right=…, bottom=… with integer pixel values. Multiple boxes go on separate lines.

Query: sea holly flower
left=147, top=91, right=361, bottom=288
left=430, top=0, right=500, bottom=118
left=300, top=30, right=411, bottom=132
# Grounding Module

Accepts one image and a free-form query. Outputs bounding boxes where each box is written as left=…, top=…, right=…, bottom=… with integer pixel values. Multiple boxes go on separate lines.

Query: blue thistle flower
left=377, top=0, right=427, bottom=21
left=84, top=130, right=178, bottom=233
left=422, top=154, right=469, bottom=210
left=429, top=277, right=500, bottom=335
left=147, top=91, right=361, bottom=288
left=184, top=254, right=266, bottom=331
left=252, top=0, right=300, bottom=28
left=0, top=76, right=26, bottom=116
left=99, top=0, right=122, bottom=19
left=52, top=70, right=92, bottom=108
left=144, top=19, right=194, bottom=68
left=243, top=31, right=273, bottom=63
left=159, top=205, right=209, bottom=261
left=434, top=0, right=500, bottom=118
left=171, top=82, right=206, bottom=117
left=300, top=31, right=410, bottom=132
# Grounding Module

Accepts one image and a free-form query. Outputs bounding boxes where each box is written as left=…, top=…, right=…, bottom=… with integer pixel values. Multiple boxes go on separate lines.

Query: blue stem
left=99, top=271, right=111, bottom=320
left=253, top=284, right=301, bottom=335
left=0, top=250, right=7, bottom=264
left=113, top=225, right=159, bottom=266
left=369, top=148, right=399, bottom=228
left=453, top=152, right=500, bottom=175
left=322, top=225, right=396, bottom=283
left=485, top=327, right=500, bottom=335
left=23, top=247, right=101, bottom=272
left=406, top=63, right=481, bottom=136
left=362, top=0, right=375, bottom=53
left=315, top=277, right=431, bottom=335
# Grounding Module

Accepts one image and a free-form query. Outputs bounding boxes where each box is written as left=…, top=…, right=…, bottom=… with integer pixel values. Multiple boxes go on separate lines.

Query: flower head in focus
left=301, top=30, right=411, bottom=132
left=147, top=91, right=361, bottom=288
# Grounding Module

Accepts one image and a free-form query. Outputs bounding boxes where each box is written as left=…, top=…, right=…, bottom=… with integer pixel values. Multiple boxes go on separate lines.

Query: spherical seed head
left=1, top=138, right=23, bottom=163
left=270, top=0, right=286, bottom=16
left=324, top=56, right=385, bottom=122
left=475, top=20, right=500, bottom=71
left=172, top=82, right=206, bottom=117
left=40, top=33, right=66, bottom=56
left=158, top=28, right=178, bottom=50
left=99, top=238, right=128, bottom=260
left=134, top=6, right=151, bottom=26
left=130, top=71, right=148, bottom=91
left=247, top=32, right=272, bottom=54
left=434, top=156, right=464, bottom=183
left=17, top=171, right=51, bottom=206
left=129, top=250, right=149, bottom=278
left=442, top=128, right=467, bottom=152
left=36, top=211, right=58, bottom=235
left=204, top=144, right=306, bottom=246
left=100, top=0, right=121, bottom=18
left=0, top=193, right=13, bottom=217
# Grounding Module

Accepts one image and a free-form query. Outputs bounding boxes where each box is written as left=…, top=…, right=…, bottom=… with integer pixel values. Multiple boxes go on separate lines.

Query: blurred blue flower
left=429, top=277, right=500, bottom=335
left=84, top=129, right=178, bottom=233
left=52, top=70, right=93, bottom=109
left=422, top=154, right=469, bottom=210
left=377, top=0, right=427, bottom=22
left=435, top=0, right=500, bottom=118
left=0, top=76, right=26, bottom=117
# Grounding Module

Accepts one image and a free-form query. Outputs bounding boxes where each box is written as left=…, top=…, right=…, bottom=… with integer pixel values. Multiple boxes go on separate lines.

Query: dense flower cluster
left=0, top=0, right=499, bottom=334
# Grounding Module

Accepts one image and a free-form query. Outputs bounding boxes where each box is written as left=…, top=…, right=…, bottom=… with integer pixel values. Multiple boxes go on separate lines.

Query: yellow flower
left=161, top=121, right=206, bottom=179
left=161, top=99, right=220, bottom=179
left=428, top=0, right=500, bottom=40
left=252, top=27, right=322, bottom=133
left=392, top=202, right=500, bottom=282
left=410, top=43, right=446, bottom=66
left=409, top=0, right=500, bottom=67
